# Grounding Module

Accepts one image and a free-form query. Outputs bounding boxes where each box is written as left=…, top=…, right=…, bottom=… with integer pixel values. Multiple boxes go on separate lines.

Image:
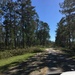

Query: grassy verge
left=0, top=53, right=35, bottom=67
left=0, top=47, right=44, bottom=59
left=0, top=47, right=45, bottom=73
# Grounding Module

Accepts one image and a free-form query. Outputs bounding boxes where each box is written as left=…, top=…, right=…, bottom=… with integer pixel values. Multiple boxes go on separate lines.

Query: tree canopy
left=0, top=0, right=50, bottom=49
left=55, top=0, right=75, bottom=49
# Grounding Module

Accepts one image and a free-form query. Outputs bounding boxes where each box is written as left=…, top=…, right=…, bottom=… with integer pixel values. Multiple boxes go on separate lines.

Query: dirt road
left=1, top=48, right=75, bottom=75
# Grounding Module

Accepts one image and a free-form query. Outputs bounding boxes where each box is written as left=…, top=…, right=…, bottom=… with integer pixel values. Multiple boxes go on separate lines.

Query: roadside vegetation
left=0, top=53, right=35, bottom=67
left=0, top=47, right=44, bottom=59
left=55, top=0, right=75, bottom=58
left=0, top=47, right=45, bottom=73
left=0, top=0, right=50, bottom=50
left=55, top=0, right=75, bottom=50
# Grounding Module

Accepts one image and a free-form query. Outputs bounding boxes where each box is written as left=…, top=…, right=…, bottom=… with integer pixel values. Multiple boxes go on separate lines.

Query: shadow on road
left=0, top=52, right=75, bottom=75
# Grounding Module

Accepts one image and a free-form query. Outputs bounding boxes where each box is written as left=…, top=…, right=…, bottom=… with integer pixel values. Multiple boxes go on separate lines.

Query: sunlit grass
left=0, top=53, right=35, bottom=67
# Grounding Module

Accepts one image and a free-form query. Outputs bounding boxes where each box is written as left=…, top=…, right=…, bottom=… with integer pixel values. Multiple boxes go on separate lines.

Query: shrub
left=0, top=47, right=44, bottom=59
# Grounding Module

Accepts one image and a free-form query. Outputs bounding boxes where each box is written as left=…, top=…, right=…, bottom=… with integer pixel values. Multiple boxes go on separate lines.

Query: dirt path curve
left=1, top=48, right=75, bottom=75
left=45, top=48, right=63, bottom=53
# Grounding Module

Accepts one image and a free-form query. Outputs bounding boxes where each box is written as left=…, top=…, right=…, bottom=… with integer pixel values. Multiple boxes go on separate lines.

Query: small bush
left=0, top=47, right=44, bottom=59
left=31, top=48, right=43, bottom=53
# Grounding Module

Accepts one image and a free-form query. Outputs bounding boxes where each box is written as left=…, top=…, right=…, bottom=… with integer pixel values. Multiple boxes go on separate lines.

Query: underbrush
left=0, top=47, right=44, bottom=59
left=53, top=46, right=75, bottom=58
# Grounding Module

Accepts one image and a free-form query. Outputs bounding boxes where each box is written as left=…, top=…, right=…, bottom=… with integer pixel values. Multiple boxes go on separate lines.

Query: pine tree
left=59, top=0, right=75, bottom=49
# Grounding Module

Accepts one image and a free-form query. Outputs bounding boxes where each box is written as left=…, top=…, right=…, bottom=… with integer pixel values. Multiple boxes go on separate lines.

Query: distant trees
left=55, top=0, right=75, bottom=49
left=55, top=17, right=66, bottom=47
left=0, top=0, right=50, bottom=49
left=37, top=21, right=50, bottom=46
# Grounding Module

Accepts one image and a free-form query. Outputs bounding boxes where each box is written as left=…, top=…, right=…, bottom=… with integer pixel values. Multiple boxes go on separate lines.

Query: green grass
left=0, top=53, right=35, bottom=67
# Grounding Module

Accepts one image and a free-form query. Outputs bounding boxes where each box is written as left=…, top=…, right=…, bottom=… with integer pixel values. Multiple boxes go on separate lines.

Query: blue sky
left=31, top=0, right=64, bottom=41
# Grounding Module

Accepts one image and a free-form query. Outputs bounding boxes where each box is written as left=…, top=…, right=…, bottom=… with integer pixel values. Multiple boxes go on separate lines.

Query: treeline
left=0, top=0, right=50, bottom=49
left=55, top=0, right=75, bottom=49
